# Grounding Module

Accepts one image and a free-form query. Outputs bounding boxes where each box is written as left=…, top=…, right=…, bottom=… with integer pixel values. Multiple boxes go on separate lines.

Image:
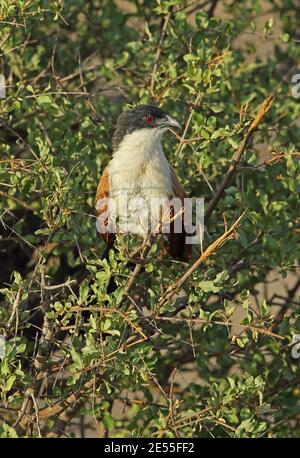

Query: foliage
left=0, top=0, right=300, bottom=438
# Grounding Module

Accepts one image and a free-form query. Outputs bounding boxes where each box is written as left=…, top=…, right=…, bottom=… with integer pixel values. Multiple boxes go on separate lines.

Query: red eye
left=145, top=114, right=154, bottom=124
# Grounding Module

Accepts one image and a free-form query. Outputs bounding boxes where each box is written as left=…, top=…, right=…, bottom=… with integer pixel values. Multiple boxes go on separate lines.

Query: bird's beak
left=165, top=115, right=181, bottom=130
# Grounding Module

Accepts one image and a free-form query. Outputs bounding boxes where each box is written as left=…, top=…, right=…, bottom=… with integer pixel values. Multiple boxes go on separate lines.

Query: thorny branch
left=205, top=97, right=274, bottom=222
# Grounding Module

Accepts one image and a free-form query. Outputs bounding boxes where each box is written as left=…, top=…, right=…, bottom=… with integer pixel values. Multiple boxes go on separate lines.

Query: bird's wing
left=95, top=166, right=111, bottom=244
left=170, top=166, right=186, bottom=200
left=167, top=167, right=192, bottom=261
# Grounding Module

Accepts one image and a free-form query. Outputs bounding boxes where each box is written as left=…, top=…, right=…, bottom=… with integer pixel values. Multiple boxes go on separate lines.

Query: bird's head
left=112, top=105, right=181, bottom=150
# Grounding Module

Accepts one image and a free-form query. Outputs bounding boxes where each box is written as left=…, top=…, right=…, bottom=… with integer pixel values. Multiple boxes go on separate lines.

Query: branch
left=207, top=0, right=219, bottom=17
left=266, top=375, right=300, bottom=397
left=157, top=212, right=245, bottom=309
left=14, top=268, right=57, bottom=435
left=205, top=96, right=274, bottom=223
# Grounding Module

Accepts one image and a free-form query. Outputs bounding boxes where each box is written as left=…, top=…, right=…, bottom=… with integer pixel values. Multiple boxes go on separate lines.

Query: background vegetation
left=0, top=0, right=300, bottom=438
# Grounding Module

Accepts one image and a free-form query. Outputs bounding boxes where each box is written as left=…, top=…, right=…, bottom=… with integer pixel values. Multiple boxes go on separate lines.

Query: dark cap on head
left=112, top=104, right=181, bottom=150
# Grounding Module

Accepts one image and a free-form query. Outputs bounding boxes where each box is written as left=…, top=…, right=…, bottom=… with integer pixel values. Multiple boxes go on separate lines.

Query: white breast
left=107, top=128, right=173, bottom=236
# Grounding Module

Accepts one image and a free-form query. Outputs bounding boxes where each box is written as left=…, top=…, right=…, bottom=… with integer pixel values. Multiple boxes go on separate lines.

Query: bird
left=95, top=104, right=192, bottom=262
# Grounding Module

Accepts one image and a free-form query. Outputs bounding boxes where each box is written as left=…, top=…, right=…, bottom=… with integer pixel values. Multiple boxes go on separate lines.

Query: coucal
left=95, top=105, right=191, bottom=261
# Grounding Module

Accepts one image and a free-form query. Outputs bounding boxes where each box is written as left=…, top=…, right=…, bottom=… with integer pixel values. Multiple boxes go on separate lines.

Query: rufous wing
left=95, top=166, right=113, bottom=246
left=167, top=168, right=192, bottom=261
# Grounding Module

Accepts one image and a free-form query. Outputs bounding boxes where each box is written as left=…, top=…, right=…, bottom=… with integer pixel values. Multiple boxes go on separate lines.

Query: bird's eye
left=145, top=114, right=154, bottom=124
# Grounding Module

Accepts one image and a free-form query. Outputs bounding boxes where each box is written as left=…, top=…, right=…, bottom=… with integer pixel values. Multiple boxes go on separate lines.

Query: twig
left=6, top=286, right=21, bottom=333
left=0, top=119, right=47, bottom=171
left=154, top=316, right=285, bottom=340
left=123, top=236, right=154, bottom=296
left=0, top=189, right=24, bottom=208
left=176, top=0, right=212, bottom=14
left=176, top=92, right=203, bottom=157
left=150, top=10, right=172, bottom=95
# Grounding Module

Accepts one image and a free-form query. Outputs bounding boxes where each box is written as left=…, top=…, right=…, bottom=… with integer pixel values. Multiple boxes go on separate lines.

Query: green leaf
left=198, top=280, right=221, bottom=293
left=5, top=375, right=16, bottom=391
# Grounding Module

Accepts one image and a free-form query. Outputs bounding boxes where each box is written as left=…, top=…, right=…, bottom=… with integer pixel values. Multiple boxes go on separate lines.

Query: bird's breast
left=107, top=149, right=173, bottom=236
left=108, top=146, right=172, bottom=198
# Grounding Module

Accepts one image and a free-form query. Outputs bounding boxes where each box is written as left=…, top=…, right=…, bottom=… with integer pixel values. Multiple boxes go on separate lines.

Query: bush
left=0, top=0, right=300, bottom=438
